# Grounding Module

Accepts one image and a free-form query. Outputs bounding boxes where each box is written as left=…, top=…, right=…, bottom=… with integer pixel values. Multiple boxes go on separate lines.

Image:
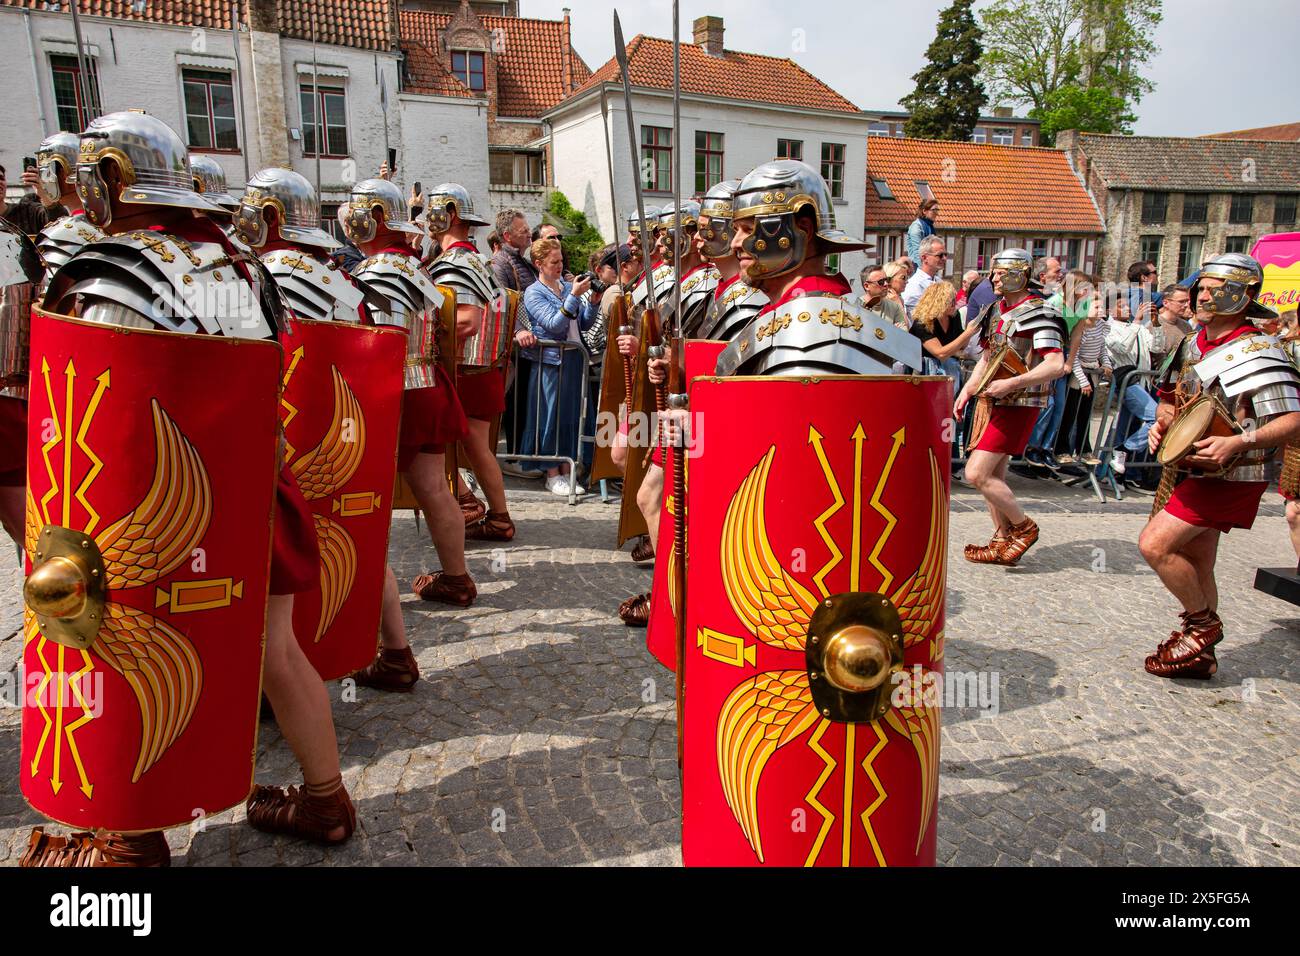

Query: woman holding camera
left=520, top=237, right=601, bottom=495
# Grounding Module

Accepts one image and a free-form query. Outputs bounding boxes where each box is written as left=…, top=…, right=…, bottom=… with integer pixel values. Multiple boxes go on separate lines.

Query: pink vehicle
left=1251, top=232, right=1300, bottom=316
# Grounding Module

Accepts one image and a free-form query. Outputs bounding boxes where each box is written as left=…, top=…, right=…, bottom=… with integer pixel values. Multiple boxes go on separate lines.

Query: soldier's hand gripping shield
left=681, top=375, right=951, bottom=866
left=278, top=315, right=406, bottom=680
left=20, top=309, right=283, bottom=832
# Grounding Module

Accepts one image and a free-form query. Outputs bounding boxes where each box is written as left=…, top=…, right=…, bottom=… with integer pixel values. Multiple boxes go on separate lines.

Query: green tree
left=979, top=0, right=1161, bottom=144
left=546, top=190, right=605, bottom=271
left=901, top=0, right=988, bottom=140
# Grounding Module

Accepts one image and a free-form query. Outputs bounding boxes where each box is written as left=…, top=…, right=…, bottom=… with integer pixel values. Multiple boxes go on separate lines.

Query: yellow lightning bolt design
left=61, top=360, right=75, bottom=527
left=802, top=719, right=837, bottom=867
left=73, top=369, right=110, bottom=535
left=29, top=638, right=55, bottom=776
left=840, top=723, right=857, bottom=866
left=858, top=721, right=889, bottom=866
left=850, top=423, right=866, bottom=590
left=808, top=426, right=844, bottom=598
left=280, top=346, right=306, bottom=460
left=866, top=427, right=906, bottom=594
left=51, top=644, right=66, bottom=794
left=61, top=649, right=96, bottom=798
left=38, top=358, right=61, bottom=525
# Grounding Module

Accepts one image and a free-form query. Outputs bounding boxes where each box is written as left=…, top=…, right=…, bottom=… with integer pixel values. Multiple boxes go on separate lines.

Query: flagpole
left=68, top=0, right=96, bottom=124
left=311, top=14, right=322, bottom=200
left=229, top=1, right=251, bottom=182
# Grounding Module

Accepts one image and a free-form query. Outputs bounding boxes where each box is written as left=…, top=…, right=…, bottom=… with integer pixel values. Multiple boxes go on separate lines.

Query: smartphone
left=23, top=156, right=37, bottom=171
left=413, top=181, right=422, bottom=197
left=387, top=148, right=398, bottom=173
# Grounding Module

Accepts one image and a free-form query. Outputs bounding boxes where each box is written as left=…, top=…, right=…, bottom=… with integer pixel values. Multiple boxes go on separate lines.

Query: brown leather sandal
left=1146, top=646, right=1218, bottom=679
left=246, top=777, right=356, bottom=846
left=22, top=828, right=171, bottom=867
left=619, top=592, right=651, bottom=627
left=998, top=517, right=1040, bottom=565
left=964, top=534, right=1010, bottom=565
left=465, top=510, right=516, bottom=542
left=20, top=828, right=83, bottom=867
left=351, top=645, right=419, bottom=692
left=412, top=571, right=477, bottom=607
left=631, top=535, right=655, bottom=563
left=459, top=491, right=486, bottom=525
left=1155, top=610, right=1223, bottom=665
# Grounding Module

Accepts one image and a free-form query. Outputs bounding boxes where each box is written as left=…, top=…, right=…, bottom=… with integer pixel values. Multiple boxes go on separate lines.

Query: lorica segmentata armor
left=427, top=244, right=505, bottom=367
left=699, top=278, right=768, bottom=343
left=979, top=297, right=1066, bottom=408
left=352, top=252, right=446, bottom=389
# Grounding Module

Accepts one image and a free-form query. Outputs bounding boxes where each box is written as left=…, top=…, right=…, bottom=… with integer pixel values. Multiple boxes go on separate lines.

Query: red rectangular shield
left=280, top=319, right=406, bottom=680
left=682, top=375, right=951, bottom=866
left=22, top=311, right=282, bottom=832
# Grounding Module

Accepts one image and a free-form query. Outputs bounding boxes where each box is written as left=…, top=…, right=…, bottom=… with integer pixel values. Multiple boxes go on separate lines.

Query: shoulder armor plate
left=262, top=250, right=365, bottom=323
left=715, top=293, right=923, bottom=377
left=700, top=280, right=768, bottom=342
left=353, top=252, right=445, bottom=319
left=43, top=230, right=275, bottom=339
left=1195, top=333, right=1300, bottom=400
left=426, top=247, right=498, bottom=310
left=36, top=213, right=105, bottom=280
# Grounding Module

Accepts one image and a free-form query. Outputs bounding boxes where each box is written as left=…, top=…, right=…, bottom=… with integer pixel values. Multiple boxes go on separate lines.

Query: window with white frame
left=51, top=54, right=102, bottom=133
left=183, top=69, right=238, bottom=151
left=300, top=84, right=349, bottom=157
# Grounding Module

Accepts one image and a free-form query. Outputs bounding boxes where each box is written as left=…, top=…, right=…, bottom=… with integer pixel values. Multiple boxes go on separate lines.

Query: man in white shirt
left=903, top=236, right=946, bottom=314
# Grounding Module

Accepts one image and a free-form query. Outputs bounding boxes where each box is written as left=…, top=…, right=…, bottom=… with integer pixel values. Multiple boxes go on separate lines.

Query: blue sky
left=524, top=0, right=1296, bottom=136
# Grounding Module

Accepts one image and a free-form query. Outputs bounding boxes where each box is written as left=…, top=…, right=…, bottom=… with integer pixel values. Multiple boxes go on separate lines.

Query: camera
left=576, top=271, right=607, bottom=294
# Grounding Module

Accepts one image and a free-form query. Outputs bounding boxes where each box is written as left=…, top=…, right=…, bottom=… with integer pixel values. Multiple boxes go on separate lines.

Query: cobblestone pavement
left=1, top=472, right=1296, bottom=867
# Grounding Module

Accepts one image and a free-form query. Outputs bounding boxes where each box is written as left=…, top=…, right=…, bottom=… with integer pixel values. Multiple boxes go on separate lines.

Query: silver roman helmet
left=1191, top=251, right=1275, bottom=319
left=658, top=200, right=702, bottom=260
left=190, top=154, right=240, bottom=213
left=422, top=182, right=490, bottom=235
left=344, top=178, right=423, bottom=244
left=990, top=248, right=1038, bottom=294
left=236, top=167, right=340, bottom=251
left=35, top=131, right=79, bottom=205
left=75, top=110, right=228, bottom=228
left=698, top=179, right=740, bottom=259
left=732, top=160, right=871, bottom=281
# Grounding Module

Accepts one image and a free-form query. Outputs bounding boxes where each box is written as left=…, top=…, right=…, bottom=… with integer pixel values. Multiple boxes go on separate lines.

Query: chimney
left=561, top=8, right=573, bottom=95
left=993, top=105, right=1012, bottom=118
left=693, top=15, right=724, bottom=57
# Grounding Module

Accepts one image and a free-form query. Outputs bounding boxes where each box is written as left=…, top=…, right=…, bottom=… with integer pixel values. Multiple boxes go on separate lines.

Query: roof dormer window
left=452, top=50, right=486, bottom=92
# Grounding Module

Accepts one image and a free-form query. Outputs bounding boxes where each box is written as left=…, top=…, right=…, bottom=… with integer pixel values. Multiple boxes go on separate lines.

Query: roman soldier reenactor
left=649, top=158, right=947, bottom=866
left=422, top=183, right=520, bottom=542
left=343, top=180, right=477, bottom=627
left=21, top=111, right=354, bottom=866
left=1141, top=252, right=1300, bottom=679
left=31, top=132, right=107, bottom=285
left=696, top=179, right=767, bottom=342
left=953, top=248, right=1067, bottom=566
left=234, top=167, right=410, bottom=688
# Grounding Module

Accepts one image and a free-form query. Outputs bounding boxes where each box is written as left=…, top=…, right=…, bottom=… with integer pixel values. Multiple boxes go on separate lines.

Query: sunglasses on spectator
left=926, top=251, right=948, bottom=259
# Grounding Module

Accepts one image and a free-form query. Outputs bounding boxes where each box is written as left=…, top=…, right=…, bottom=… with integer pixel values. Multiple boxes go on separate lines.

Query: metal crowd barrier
left=1090, top=368, right=1161, bottom=503
left=497, top=340, right=596, bottom=506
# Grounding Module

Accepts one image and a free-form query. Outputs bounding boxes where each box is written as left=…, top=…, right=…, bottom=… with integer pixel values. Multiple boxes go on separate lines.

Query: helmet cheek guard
left=77, top=163, right=113, bottom=228
left=345, top=204, right=378, bottom=245
left=1200, top=279, right=1251, bottom=316
left=425, top=204, right=452, bottom=237
left=700, top=220, right=733, bottom=260
left=742, top=213, right=804, bottom=280
left=37, top=160, right=64, bottom=204
left=998, top=267, right=1029, bottom=295
left=235, top=203, right=269, bottom=249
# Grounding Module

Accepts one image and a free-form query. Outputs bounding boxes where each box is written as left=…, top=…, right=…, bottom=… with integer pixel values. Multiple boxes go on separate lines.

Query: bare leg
left=405, top=451, right=467, bottom=577
left=638, top=462, right=664, bottom=546
left=1139, top=511, right=1215, bottom=614
left=1287, top=499, right=1300, bottom=564
left=0, top=485, right=23, bottom=548
left=261, top=594, right=343, bottom=786
left=378, top=565, right=408, bottom=651
left=463, top=418, right=508, bottom=513
left=966, top=450, right=1023, bottom=529
left=1181, top=528, right=1220, bottom=615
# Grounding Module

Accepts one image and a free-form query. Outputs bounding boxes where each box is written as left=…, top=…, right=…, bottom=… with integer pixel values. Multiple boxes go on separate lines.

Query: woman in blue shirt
left=519, top=238, right=601, bottom=494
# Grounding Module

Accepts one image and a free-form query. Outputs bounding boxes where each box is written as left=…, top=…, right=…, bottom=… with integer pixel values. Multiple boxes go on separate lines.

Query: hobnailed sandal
left=465, top=510, right=516, bottom=542
left=351, top=645, right=419, bottom=693
left=1145, top=647, right=1218, bottom=679
left=22, top=829, right=171, bottom=868
left=412, top=571, right=477, bottom=608
left=1155, top=610, right=1224, bottom=665
left=20, top=828, right=84, bottom=868
left=619, top=592, right=651, bottom=627
left=964, top=533, right=1010, bottom=565
left=458, top=491, right=486, bottom=525
left=631, top=535, right=655, bottom=563
left=998, top=517, right=1040, bottom=565
left=246, top=776, right=356, bottom=846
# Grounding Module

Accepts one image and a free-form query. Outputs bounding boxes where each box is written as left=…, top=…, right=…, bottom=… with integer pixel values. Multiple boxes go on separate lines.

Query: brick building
left=1058, top=130, right=1300, bottom=284
left=864, top=137, right=1103, bottom=276
left=864, top=106, right=1041, bottom=147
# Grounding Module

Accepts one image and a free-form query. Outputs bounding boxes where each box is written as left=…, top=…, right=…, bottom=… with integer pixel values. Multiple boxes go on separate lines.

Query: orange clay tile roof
left=566, top=34, right=860, bottom=114
left=400, top=10, right=592, bottom=117
left=1, top=1, right=396, bottom=51
left=400, top=40, right=478, bottom=99
left=865, top=137, right=1102, bottom=234
left=1205, top=122, right=1300, bottom=142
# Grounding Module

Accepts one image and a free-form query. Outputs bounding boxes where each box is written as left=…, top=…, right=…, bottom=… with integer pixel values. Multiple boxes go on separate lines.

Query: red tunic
left=1165, top=477, right=1268, bottom=533
left=397, top=366, right=469, bottom=471
left=0, top=396, right=26, bottom=487
left=974, top=297, right=1061, bottom=457
left=755, top=273, right=852, bottom=317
